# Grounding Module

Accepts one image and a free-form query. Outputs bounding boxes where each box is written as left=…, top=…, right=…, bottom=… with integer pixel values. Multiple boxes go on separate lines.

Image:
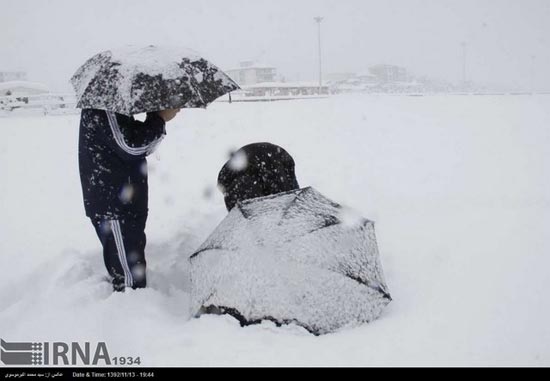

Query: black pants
left=91, top=215, right=147, bottom=291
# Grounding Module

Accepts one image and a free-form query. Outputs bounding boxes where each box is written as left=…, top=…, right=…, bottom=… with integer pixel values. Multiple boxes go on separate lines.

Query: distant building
left=242, top=81, right=329, bottom=97
left=368, top=64, right=408, bottom=83
left=0, top=70, right=27, bottom=83
left=226, top=61, right=277, bottom=86
left=0, top=81, right=49, bottom=96
left=325, top=72, right=356, bottom=84
left=353, top=70, right=378, bottom=84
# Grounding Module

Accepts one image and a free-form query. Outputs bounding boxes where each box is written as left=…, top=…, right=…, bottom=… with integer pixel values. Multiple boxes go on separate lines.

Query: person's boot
left=112, top=274, right=125, bottom=292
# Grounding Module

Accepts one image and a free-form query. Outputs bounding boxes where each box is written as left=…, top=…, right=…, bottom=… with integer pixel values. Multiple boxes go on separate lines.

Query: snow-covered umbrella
left=70, top=45, right=239, bottom=115
left=190, top=187, right=391, bottom=335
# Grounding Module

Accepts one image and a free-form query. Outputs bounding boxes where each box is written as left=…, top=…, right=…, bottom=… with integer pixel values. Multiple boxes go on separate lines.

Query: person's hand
left=157, top=108, right=180, bottom=122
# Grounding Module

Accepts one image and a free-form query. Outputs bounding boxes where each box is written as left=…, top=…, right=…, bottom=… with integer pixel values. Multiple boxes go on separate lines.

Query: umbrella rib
left=189, top=245, right=237, bottom=260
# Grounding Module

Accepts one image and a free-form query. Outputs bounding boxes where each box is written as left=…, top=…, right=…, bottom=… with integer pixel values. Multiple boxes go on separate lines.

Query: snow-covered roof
left=0, top=81, right=49, bottom=92
left=0, top=69, right=27, bottom=75
left=226, top=62, right=276, bottom=71
left=243, top=81, right=328, bottom=89
left=355, top=70, right=377, bottom=78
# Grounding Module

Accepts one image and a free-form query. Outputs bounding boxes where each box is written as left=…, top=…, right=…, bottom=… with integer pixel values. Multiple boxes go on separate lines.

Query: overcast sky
left=1, top=0, right=549, bottom=91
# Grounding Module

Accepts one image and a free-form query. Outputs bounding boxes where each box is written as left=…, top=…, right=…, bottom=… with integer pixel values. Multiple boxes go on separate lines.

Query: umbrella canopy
left=71, top=45, right=239, bottom=115
left=190, top=187, right=391, bottom=335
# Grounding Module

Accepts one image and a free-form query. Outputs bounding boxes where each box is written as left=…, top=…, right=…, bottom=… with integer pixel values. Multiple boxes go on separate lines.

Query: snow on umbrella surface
left=190, top=187, right=391, bottom=335
left=70, top=45, right=240, bottom=115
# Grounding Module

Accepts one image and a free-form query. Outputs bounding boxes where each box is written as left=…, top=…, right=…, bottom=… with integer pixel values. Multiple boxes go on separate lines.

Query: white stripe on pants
left=110, top=220, right=134, bottom=287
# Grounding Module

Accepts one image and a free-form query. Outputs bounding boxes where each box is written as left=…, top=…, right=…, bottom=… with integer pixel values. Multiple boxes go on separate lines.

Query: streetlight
left=314, top=16, right=323, bottom=94
left=530, top=55, right=536, bottom=93
left=461, top=41, right=467, bottom=86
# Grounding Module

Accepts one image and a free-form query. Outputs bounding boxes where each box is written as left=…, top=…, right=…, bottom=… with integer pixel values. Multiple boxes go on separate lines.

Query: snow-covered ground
left=0, top=94, right=549, bottom=366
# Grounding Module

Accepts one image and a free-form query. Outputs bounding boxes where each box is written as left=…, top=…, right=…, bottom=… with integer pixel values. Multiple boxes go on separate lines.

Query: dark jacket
left=78, top=109, right=166, bottom=219
left=217, top=142, right=300, bottom=211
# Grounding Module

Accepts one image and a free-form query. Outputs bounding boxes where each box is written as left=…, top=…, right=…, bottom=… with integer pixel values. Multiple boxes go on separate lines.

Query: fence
left=1, top=91, right=549, bottom=117
left=0, top=93, right=78, bottom=116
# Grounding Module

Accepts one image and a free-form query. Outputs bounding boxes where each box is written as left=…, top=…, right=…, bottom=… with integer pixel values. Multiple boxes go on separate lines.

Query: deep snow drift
left=0, top=94, right=549, bottom=366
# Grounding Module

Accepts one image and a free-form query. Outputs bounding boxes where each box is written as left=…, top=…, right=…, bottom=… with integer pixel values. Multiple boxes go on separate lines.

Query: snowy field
left=0, top=94, right=549, bottom=366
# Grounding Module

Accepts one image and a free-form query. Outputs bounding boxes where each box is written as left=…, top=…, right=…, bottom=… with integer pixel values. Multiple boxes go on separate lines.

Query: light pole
left=461, top=41, right=467, bottom=86
left=314, top=16, right=323, bottom=94
left=530, top=55, right=536, bottom=93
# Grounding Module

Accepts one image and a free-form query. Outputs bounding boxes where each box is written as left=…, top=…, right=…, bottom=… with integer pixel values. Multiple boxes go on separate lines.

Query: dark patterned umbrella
left=71, top=45, right=239, bottom=115
left=190, top=187, right=392, bottom=335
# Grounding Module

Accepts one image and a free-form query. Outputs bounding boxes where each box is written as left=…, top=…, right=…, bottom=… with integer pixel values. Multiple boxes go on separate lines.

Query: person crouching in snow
left=78, top=108, right=179, bottom=291
left=217, top=142, right=300, bottom=211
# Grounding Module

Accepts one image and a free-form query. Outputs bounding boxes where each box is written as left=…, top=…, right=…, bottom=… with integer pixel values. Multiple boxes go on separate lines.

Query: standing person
left=78, top=108, right=179, bottom=291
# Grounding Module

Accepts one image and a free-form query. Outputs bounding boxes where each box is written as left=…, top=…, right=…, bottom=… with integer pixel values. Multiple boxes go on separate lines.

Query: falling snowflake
left=119, top=183, right=135, bottom=204
left=338, top=206, right=365, bottom=229
left=228, top=150, right=248, bottom=171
